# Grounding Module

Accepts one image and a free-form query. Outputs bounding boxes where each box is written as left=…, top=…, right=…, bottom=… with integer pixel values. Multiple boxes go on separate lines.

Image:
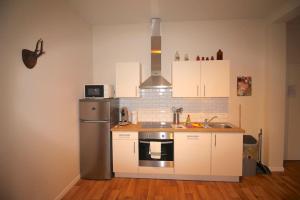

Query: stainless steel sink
left=208, top=123, right=233, bottom=128
left=171, top=124, right=186, bottom=129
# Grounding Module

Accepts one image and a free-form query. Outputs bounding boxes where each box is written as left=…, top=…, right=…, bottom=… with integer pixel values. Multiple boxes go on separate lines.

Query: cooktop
left=140, top=122, right=172, bottom=129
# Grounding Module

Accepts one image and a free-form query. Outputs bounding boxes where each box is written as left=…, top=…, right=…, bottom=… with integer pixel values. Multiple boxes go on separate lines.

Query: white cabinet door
left=175, top=132, right=211, bottom=175
left=211, top=133, right=243, bottom=176
left=116, top=62, right=141, bottom=97
left=112, top=132, right=138, bottom=173
left=200, top=60, right=230, bottom=97
left=172, top=61, right=201, bottom=97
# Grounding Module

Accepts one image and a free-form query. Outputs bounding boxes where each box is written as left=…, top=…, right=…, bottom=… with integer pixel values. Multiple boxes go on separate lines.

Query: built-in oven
left=138, top=131, right=174, bottom=168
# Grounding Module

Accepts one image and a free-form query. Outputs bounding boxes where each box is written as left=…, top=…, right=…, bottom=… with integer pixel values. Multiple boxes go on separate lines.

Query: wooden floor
left=62, top=161, right=300, bottom=200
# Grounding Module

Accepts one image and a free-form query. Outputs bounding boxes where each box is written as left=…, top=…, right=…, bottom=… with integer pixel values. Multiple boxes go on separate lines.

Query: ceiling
left=67, top=0, right=288, bottom=25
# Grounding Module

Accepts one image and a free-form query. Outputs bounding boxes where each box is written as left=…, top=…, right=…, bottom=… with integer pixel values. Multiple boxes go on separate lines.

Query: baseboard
left=269, top=166, right=285, bottom=172
left=54, top=175, right=80, bottom=200
left=115, top=173, right=240, bottom=182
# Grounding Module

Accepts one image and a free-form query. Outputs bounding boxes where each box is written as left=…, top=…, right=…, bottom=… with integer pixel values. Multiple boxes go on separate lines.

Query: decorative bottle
left=217, top=49, right=223, bottom=60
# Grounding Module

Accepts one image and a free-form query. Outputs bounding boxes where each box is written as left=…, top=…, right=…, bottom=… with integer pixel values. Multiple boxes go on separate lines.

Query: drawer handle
left=139, top=141, right=173, bottom=144
left=119, top=134, right=130, bottom=137
left=187, top=135, right=199, bottom=139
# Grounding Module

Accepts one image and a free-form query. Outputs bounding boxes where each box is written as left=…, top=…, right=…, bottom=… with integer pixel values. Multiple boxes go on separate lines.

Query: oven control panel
left=138, top=132, right=174, bottom=140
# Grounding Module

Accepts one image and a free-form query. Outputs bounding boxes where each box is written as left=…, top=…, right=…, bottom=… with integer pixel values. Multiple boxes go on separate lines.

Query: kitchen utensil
left=131, top=111, right=138, bottom=124
left=175, top=107, right=183, bottom=124
left=257, top=129, right=271, bottom=174
left=120, top=107, right=129, bottom=125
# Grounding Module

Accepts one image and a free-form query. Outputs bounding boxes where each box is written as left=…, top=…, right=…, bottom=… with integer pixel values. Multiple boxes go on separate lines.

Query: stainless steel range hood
left=139, top=18, right=172, bottom=89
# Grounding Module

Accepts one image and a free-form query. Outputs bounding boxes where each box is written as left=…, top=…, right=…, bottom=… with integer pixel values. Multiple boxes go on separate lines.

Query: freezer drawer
left=80, top=122, right=111, bottom=179
left=79, top=101, right=110, bottom=121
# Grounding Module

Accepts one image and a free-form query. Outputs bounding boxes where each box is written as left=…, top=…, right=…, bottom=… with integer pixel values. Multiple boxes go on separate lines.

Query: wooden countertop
left=111, top=122, right=245, bottom=133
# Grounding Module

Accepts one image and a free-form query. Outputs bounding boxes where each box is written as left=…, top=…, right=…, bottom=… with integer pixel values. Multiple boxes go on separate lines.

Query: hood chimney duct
left=139, top=18, right=172, bottom=89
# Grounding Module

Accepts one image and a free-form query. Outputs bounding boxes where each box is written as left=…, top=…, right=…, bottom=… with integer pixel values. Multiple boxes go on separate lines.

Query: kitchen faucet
left=204, top=116, right=218, bottom=128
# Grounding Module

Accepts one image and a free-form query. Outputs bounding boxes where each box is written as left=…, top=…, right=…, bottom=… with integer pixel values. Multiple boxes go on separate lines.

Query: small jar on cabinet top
left=175, top=51, right=180, bottom=61
left=217, top=49, right=223, bottom=60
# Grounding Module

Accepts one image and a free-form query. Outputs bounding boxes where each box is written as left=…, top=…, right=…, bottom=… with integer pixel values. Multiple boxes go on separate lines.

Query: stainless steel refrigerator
left=79, top=98, right=119, bottom=179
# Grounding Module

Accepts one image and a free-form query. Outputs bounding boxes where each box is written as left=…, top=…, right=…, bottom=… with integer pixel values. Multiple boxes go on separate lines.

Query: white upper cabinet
left=172, top=61, right=201, bottom=97
left=172, top=60, right=230, bottom=97
left=116, top=62, right=141, bottom=97
left=200, top=60, right=230, bottom=97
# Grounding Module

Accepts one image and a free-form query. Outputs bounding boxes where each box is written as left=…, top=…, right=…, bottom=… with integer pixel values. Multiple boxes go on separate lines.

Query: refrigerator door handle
left=80, top=120, right=109, bottom=123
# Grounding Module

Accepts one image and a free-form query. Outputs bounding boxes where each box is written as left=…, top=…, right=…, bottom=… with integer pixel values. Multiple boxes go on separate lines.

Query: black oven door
left=139, top=139, right=174, bottom=167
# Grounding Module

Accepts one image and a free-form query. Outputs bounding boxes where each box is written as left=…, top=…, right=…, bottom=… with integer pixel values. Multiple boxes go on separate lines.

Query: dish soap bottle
left=185, top=114, right=191, bottom=127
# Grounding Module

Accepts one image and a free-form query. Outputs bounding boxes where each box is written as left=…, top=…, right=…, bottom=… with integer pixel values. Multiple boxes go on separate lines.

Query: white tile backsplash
left=120, top=89, right=228, bottom=122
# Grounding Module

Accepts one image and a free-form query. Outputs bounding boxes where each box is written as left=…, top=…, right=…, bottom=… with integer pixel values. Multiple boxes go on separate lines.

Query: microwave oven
left=84, top=84, right=114, bottom=98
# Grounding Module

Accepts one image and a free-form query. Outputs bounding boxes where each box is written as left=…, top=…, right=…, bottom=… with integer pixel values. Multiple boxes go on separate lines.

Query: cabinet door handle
left=214, top=134, right=217, bottom=146
left=135, top=86, right=138, bottom=97
left=133, top=141, right=135, bottom=153
left=197, top=85, right=199, bottom=96
left=204, top=85, right=206, bottom=97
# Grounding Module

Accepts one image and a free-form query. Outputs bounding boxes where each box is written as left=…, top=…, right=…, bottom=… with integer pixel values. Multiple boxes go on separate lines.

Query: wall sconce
left=22, top=39, right=45, bottom=69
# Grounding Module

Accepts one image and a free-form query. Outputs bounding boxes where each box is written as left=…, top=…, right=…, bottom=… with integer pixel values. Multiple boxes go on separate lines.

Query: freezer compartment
left=80, top=121, right=112, bottom=179
left=79, top=100, right=110, bottom=121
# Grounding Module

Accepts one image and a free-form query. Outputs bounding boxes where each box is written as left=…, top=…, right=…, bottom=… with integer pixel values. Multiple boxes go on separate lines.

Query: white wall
left=93, top=23, right=150, bottom=84
left=285, top=16, right=300, bottom=160
left=93, top=20, right=266, bottom=136
left=0, top=0, right=92, bottom=199
left=264, top=21, right=286, bottom=171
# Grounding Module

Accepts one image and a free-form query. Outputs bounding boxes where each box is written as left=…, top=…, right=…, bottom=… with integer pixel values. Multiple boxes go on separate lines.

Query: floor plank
left=62, top=161, right=300, bottom=200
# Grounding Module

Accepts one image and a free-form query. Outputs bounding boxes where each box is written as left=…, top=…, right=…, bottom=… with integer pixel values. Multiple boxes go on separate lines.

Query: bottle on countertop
left=211, top=56, right=214, bottom=60
left=196, top=55, right=200, bottom=61
left=185, top=114, right=191, bottom=126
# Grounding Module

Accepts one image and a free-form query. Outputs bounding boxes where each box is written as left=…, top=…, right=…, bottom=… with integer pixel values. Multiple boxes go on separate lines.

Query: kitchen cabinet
left=200, top=60, right=230, bottom=97
left=116, top=62, right=141, bottom=97
left=174, top=132, right=211, bottom=175
left=211, top=133, right=243, bottom=176
left=174, top=132, right=242, bottom=177
left=172, top=61, right=200, bottom=97
left=112, top=131, right=138, bottom=173
left=172, top=60, right=230, bottom=97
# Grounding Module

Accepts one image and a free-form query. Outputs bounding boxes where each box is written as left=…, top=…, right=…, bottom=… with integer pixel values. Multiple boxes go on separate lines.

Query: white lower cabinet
left=175, top=132, right=211, bottom=175
left=112, top=132, right=138, bottom=173
left=211, top=133, right=243, bottom=176
left=175, top=132, right=243, bottom=177
left=112, top=131, right=243, bottom=180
